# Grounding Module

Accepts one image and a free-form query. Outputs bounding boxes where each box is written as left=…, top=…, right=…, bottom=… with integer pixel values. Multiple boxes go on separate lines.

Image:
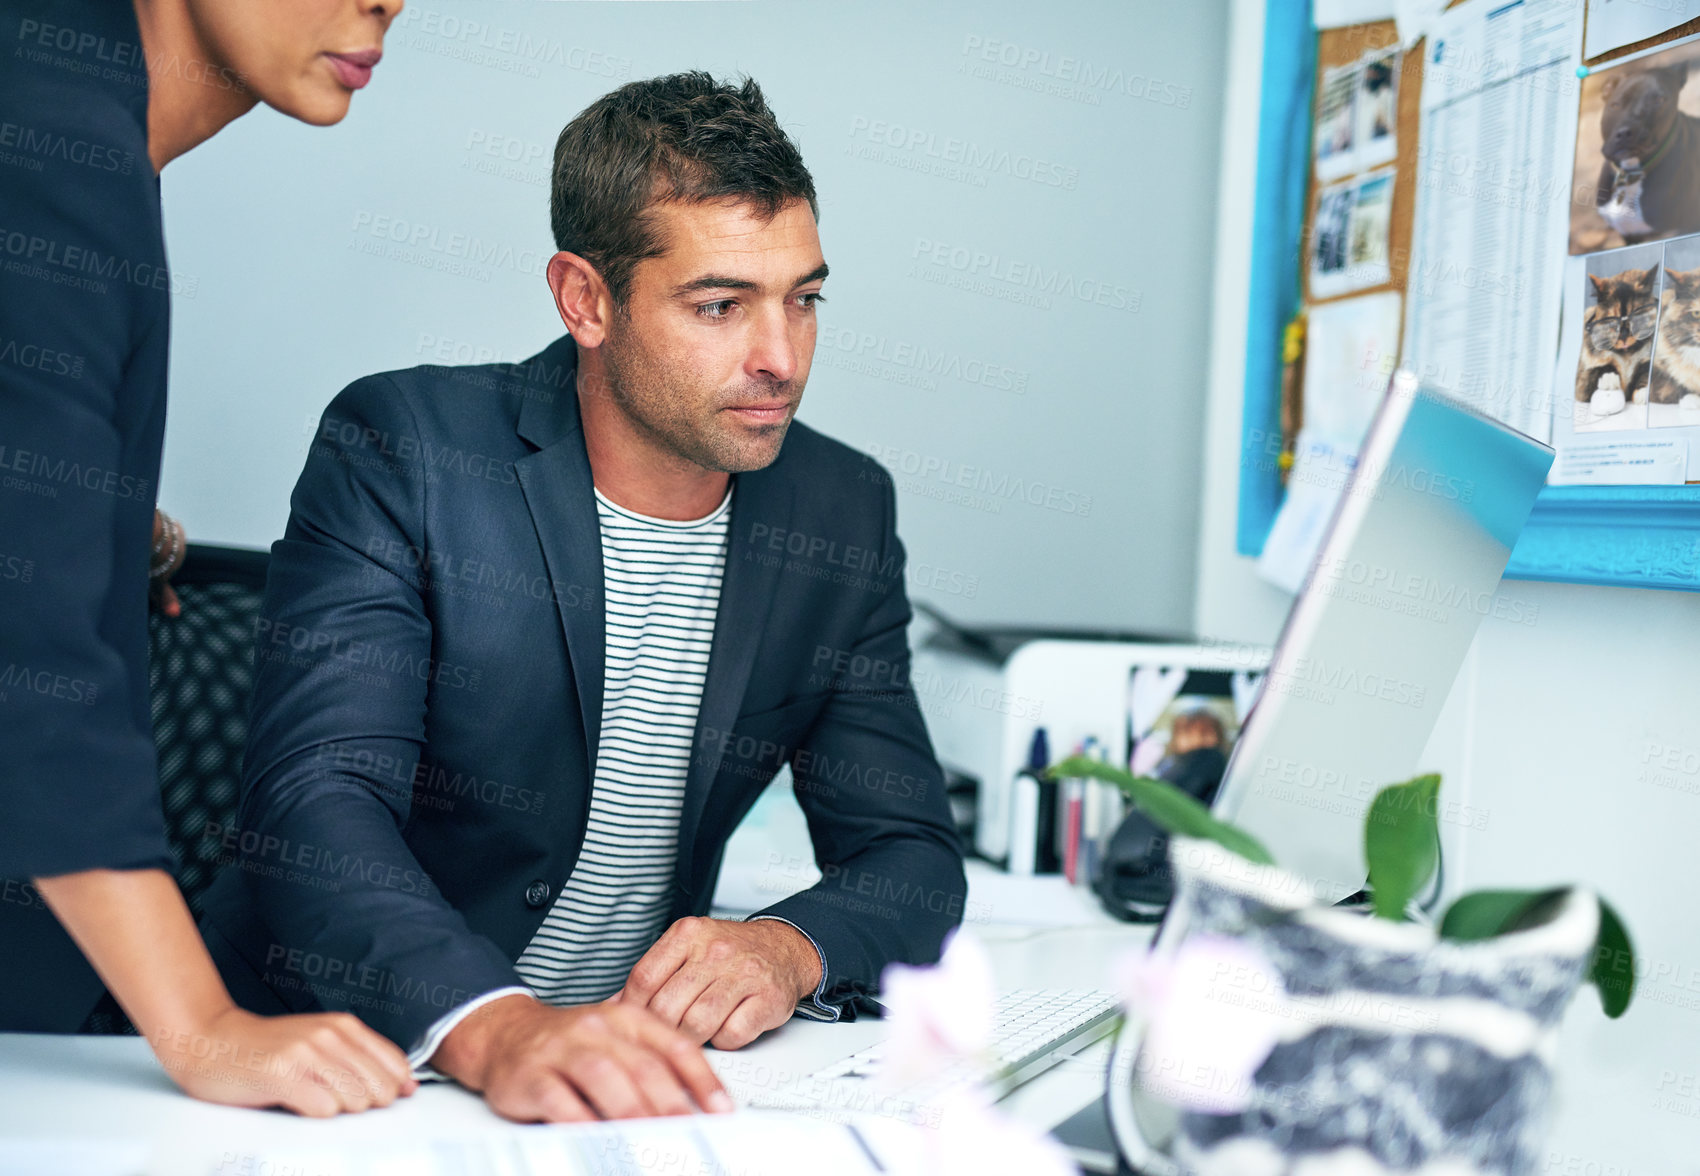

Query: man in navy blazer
left=201, top=72, right=966, bottom=1122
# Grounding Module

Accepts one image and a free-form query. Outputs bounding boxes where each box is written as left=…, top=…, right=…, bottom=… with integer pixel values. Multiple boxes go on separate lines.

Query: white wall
left=157, top=0, right=1228, bottom=636
left=1196, top=2, right=1700, bottom=1168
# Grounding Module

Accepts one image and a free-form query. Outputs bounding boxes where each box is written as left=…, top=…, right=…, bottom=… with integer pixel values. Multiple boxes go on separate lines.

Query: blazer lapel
left=514, top=339, right=604, bottom=770
left=509, top=333, right=793, bottom=882
left=678, top=468, right=795, bottom=879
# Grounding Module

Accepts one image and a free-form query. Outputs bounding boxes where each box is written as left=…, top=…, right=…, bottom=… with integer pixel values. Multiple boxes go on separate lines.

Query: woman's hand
left=36, top=868, right=417, bottom=1117
left=152, top=1005, right=418, bottom=1116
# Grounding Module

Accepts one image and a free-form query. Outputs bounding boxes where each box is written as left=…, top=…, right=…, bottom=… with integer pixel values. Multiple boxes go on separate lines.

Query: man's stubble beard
left=599, top=324, right=797, bottom=474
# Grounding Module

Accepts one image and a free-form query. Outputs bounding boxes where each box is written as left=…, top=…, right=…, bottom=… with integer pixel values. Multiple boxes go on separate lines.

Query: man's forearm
left=231, top=770, right=524, bottom=1047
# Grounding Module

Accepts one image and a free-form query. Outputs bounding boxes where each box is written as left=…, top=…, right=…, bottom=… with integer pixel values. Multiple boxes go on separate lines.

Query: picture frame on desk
left=1235, top=2, right=1700, bottom=595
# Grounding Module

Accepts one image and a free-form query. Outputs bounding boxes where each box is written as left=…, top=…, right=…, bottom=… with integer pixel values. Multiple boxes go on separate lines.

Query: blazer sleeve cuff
left=406, top=985, right=534, bottom=1080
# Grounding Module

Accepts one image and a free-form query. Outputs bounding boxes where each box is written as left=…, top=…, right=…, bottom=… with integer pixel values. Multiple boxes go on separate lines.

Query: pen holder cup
left=1108, top=838, right=1599, bottom=1176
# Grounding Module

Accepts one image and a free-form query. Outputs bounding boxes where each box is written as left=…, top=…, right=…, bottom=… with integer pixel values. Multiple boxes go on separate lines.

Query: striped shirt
left=512, top=485, right=732, bottom=1003
left=406, top=481, right=834, bottom=1074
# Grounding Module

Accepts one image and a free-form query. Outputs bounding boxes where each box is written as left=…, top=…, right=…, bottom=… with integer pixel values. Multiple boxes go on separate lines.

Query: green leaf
left=1363, top=774, right=1441, bottom=921
left=1046, top=754, right=1275, bottom=866
left=1594, top=898, right=1636, bottom=1018
left=1440, top=888, right=1637, bottom=1019
left=1438, top=888, right=1560, bottom=941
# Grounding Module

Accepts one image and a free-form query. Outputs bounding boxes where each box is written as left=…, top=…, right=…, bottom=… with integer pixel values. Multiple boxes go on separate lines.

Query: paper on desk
left=249, top=1113, right=895, bottom=1176
left=0, top=1141, right=147, bottom=1176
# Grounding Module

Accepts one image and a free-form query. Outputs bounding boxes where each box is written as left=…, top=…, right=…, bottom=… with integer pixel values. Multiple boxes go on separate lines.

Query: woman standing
left=0, top=0, right=415, bottom=1115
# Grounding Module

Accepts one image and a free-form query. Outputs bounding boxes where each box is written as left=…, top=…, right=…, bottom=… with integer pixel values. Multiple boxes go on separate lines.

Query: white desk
left=0, top=873, right=1148, bottom=1176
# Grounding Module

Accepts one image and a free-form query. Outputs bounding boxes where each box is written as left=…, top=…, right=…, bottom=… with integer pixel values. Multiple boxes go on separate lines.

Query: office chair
left=79, top=543, right=271, bottom=1034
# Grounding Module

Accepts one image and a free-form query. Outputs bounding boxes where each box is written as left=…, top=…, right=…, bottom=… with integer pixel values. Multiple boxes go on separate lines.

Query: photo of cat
left=1573, top=244, right=1662, bottom=433
left=1650, top=266, right=1700, bottom=409
left=1648, top=233, right=1700, bottom=426
left=1575, top=264, right=1659, bottom=404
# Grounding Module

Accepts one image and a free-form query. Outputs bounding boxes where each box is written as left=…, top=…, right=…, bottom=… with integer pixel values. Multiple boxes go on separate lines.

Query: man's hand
left=430, top=993, right=731, bottom=1122
left=617, top=917, right=823, bottom=1050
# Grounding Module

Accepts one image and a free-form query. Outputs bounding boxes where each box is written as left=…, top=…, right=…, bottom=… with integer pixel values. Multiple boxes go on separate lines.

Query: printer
left=907, top=614, right=1269, bottom=868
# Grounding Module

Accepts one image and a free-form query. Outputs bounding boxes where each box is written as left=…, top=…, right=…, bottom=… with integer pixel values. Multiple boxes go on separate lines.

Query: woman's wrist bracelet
left=149, top=513, right=182, bottom=579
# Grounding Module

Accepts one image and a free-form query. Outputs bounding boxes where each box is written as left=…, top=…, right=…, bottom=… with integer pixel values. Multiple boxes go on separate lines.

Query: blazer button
left=524, top=880, right=551, bottom=909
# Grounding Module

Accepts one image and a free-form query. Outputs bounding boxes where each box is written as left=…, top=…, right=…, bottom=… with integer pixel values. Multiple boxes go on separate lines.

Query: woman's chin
left=268, top=85, right=356, bottom=128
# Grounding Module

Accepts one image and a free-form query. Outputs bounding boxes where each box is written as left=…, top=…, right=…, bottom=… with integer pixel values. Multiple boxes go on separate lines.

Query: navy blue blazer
left=0, top=0, right=177, bottom=1031
left=201, top=335, right=967, bottom=1048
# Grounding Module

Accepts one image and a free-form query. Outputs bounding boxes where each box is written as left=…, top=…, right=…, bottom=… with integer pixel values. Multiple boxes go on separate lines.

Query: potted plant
left=1047, top=758, right=1634, bottom=1176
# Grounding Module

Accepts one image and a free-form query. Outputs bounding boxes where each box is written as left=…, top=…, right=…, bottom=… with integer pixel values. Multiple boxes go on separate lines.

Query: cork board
left=1301, top=19, right=1422, bottom=312
left=1287, top=20, right=1422, bottom=455
left=1288, top=6, right=1700, bottom=453
left=1299, top=8, right=1700, bottom=313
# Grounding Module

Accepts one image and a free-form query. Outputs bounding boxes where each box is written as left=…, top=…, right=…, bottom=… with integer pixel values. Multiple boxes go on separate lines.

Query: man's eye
left=698, top=300, right=736, bottom=320
left=798, top=293, right=826, bottom=311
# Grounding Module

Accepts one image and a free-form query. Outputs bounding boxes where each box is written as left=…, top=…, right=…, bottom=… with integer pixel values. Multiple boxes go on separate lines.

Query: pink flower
left=1115, top=934, right=1286, bottom=1115
left=879, top=930, right=996, bottom=1086
left=875, top=933, right=1079, bottom=1173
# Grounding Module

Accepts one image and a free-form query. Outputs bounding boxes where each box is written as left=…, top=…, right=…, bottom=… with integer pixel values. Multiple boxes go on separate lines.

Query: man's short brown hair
left=550, top=71, right=818, bottom=305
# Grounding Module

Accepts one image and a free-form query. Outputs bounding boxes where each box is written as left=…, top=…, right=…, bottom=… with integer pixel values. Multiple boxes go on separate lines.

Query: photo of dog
left=1571, top=40, right=1700, bottom=254
left=1315, top=62, right=1358, bottom=183
left=1353, top=47, right=1399, bottom=172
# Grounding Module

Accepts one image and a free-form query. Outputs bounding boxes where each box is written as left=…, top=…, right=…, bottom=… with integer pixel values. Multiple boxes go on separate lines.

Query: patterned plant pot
left=1110, top=838, right=1600, bottom=1176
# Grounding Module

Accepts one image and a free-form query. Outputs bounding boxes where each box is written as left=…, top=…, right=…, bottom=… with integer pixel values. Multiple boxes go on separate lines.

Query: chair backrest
left=149, top=543, right=270, bottom=920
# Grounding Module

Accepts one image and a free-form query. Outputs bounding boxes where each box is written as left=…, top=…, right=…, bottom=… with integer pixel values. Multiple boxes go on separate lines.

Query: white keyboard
left=727, top=987, right=1120, bottom=1126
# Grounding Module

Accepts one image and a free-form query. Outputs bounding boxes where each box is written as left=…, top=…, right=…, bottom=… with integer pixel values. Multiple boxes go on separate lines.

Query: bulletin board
left=1237, top=0, right=1700, bottom=592
left=1302, top=20, right=1419, bottom=312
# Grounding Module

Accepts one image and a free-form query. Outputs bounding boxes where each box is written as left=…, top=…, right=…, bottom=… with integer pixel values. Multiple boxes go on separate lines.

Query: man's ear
left=547, top=251, right=614, bottom=348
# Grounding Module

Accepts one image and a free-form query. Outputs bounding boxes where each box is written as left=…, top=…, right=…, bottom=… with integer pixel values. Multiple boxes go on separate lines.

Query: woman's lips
left=325, top=49, right=381, bottom=90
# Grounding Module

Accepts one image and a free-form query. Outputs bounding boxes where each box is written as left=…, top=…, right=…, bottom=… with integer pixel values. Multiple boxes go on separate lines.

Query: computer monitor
left=1100, top=370, right=1555, bottom=1172
left=1217, top=368, right=1554, bottom=901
